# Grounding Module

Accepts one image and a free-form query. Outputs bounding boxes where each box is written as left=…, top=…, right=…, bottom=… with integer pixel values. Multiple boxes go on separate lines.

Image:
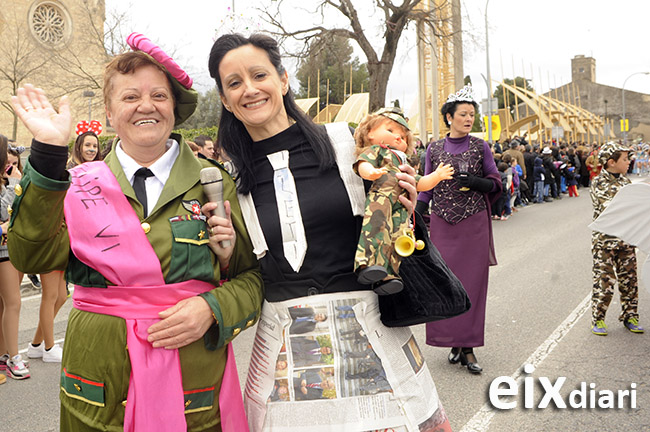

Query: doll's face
left=368, top=118, right=408, bottom=152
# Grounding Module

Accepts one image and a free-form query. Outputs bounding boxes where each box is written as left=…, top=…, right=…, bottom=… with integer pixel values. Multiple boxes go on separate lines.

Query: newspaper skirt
left=244, top=291, right=451, bottom=432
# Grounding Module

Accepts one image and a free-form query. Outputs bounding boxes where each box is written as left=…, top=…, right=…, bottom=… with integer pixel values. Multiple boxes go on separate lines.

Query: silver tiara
left=446, top=84, right=476, bottom=104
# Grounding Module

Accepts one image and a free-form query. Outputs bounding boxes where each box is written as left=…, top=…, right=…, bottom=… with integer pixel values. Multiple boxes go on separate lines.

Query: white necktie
left=267, top=150, right=307, bottom=272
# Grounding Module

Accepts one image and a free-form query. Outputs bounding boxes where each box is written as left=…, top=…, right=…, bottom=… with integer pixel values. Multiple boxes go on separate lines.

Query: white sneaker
left=1, top=353, right=28, bottom=368
left=7, top=354, right=30, bottom=379
left=27, top=343, right=45, bottom=359
left=43, top=344, right=63, bottom=363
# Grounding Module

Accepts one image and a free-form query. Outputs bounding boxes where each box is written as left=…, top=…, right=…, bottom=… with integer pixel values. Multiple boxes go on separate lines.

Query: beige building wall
left=560, top=80, right=650, bottom=142
left=0, top=0, right=107, bottom=145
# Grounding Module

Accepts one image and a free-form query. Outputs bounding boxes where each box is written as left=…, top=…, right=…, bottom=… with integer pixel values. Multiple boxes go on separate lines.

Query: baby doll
left=353, top=107, right=454, bottom=295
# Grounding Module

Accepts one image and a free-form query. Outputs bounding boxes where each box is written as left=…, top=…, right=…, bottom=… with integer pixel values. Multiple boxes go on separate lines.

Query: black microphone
left=200, top=167, right=231, bottom=248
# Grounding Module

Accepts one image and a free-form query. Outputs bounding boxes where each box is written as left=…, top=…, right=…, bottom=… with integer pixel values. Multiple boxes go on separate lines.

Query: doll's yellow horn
left=395, top=229, right=416, bottom=257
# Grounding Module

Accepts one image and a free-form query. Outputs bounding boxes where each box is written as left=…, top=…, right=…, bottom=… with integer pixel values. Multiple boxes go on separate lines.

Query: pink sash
left=64, top=162, right=247, bottom=432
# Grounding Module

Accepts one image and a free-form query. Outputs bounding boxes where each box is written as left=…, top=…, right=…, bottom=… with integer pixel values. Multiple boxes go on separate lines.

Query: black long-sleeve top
left=250, top=124, right=367, bottom=301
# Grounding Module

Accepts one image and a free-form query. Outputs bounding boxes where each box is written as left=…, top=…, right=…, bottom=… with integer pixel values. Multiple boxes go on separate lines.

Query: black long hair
left=208, top=33, right=335, bottom=194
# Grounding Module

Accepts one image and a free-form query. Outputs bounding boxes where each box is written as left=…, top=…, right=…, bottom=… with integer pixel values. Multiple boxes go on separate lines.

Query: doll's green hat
left=375, top=107, right=410, bottom=131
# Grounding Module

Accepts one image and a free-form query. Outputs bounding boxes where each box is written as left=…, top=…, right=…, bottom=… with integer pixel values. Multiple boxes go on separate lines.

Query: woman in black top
left=209, top=33, right=452, bottom=432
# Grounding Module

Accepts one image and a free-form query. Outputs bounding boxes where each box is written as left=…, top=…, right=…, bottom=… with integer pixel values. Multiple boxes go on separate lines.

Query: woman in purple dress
left=416, top=84, right=502, bottom=374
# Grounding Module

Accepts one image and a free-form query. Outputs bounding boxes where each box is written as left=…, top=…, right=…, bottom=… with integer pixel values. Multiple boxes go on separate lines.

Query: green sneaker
left=624, top=317, right=644, bottom=333
left=592, top=320, right=608, bottom=336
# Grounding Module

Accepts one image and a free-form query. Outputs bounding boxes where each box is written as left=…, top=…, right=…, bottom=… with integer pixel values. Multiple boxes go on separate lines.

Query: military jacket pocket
left=183, top=386, right=215, bottom=414
left=168, top=215, right=214, bottom=283
left=61, top=368, right=106, bottom=407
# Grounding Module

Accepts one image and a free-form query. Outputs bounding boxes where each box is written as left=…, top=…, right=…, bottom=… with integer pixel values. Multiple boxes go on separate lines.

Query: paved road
left=3, top=177, right=649, bottom=431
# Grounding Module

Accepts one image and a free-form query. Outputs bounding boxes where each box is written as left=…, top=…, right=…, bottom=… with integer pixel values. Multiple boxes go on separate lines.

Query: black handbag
left=378, top=211, right=471, bottom=327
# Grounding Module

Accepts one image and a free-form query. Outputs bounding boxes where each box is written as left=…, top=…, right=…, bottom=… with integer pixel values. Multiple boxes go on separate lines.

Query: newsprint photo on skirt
left=244, top=291, right=448, bottom=432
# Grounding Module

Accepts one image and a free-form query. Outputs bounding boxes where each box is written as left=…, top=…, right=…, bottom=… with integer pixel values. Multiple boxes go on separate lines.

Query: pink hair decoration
left=126, top=32, right=193, bottom=89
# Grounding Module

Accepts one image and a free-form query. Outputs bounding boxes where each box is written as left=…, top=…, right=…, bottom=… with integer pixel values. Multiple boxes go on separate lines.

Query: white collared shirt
left=116, top=139, right=180, bottom=217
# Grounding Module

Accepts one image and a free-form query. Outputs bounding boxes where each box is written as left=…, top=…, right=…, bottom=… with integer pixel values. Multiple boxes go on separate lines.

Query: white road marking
left=459, top=292, right=591, bottom=432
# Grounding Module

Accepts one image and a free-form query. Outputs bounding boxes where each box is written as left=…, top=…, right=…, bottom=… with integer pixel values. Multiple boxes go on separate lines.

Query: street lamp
left=83, top=90, right=95, bottom=122
left=485, top=0, right=493, bottom=144
left=621, top=72, right=649, bottom=144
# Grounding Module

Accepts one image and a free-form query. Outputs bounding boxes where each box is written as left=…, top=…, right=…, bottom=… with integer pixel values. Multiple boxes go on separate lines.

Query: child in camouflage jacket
left=589, top=141, right=644, bottom=336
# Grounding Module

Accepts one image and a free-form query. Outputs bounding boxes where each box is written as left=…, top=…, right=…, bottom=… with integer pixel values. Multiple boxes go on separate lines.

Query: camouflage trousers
left=354, top=191, right=409, bottom=279
left=591, top=239, right=639, bottom=324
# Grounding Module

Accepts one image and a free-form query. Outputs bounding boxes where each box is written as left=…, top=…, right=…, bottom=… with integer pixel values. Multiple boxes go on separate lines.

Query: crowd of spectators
left=484, top=135, right=649, bottom=220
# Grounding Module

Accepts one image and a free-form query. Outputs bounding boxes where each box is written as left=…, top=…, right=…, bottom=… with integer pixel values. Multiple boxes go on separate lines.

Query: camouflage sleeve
left=590, top=176, right=608, bottom=220
left=353, top=145, right=384, bottom=175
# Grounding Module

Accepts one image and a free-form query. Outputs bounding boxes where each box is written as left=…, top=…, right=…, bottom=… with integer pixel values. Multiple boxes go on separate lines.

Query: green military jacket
left=8, top=134, right=263, bottom=431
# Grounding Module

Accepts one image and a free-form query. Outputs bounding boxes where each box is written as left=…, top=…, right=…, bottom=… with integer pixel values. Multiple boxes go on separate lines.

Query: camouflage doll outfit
left=353, top=144, right=420, bottom=289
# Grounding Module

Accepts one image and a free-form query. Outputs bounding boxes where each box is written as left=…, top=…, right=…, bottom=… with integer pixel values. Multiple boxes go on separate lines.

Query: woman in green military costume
left=9, top=34, right=263, bottom=431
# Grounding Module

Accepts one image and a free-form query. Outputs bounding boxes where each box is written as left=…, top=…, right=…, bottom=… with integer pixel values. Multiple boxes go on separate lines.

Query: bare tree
left=101, top=2, right=134, bottom=58
left=261, top=0, right=449, bottom=112
left=47, top=1, right=134, bottom=106
left=0, top=11, right=54, bottom=139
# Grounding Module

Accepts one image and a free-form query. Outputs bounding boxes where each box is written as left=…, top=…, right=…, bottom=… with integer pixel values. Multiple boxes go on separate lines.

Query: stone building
left=0, top=0, right=107, bottom=144
left=552, top=55, right=650, bottom=142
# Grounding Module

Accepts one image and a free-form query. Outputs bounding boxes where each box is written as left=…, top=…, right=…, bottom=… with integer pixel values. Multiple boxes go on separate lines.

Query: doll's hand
left=367, top=167, right=388, bottom=180
left=396, top=164, right=418, bottom=214
left=434, top=163, right=454, bottom=181
left=358, top=161, right=388, bottom=181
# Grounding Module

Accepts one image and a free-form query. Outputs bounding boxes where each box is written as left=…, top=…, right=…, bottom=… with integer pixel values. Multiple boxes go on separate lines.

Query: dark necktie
left=133, top=167, right=154, bottom=216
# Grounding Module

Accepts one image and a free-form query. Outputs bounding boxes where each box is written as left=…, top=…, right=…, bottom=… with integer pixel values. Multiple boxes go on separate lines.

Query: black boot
left=373, top=279, right=403, bottom=295
left=356, top=265, right=388, bottom=284
left=460, top=348, right=482, bottom=374
left=448, top=347, right=461, bottom=364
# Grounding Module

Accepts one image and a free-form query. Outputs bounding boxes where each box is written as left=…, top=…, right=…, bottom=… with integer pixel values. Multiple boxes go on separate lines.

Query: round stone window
left=29, top=1, right=72, bottom=47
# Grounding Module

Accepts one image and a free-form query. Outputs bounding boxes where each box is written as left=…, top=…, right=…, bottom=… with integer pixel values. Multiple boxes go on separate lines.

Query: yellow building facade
left=0, top=0, right=107, bottom=144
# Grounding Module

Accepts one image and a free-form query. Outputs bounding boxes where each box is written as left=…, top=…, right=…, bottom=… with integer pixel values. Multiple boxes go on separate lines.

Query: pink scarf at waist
left=74, top=281, right=247, bottom=432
